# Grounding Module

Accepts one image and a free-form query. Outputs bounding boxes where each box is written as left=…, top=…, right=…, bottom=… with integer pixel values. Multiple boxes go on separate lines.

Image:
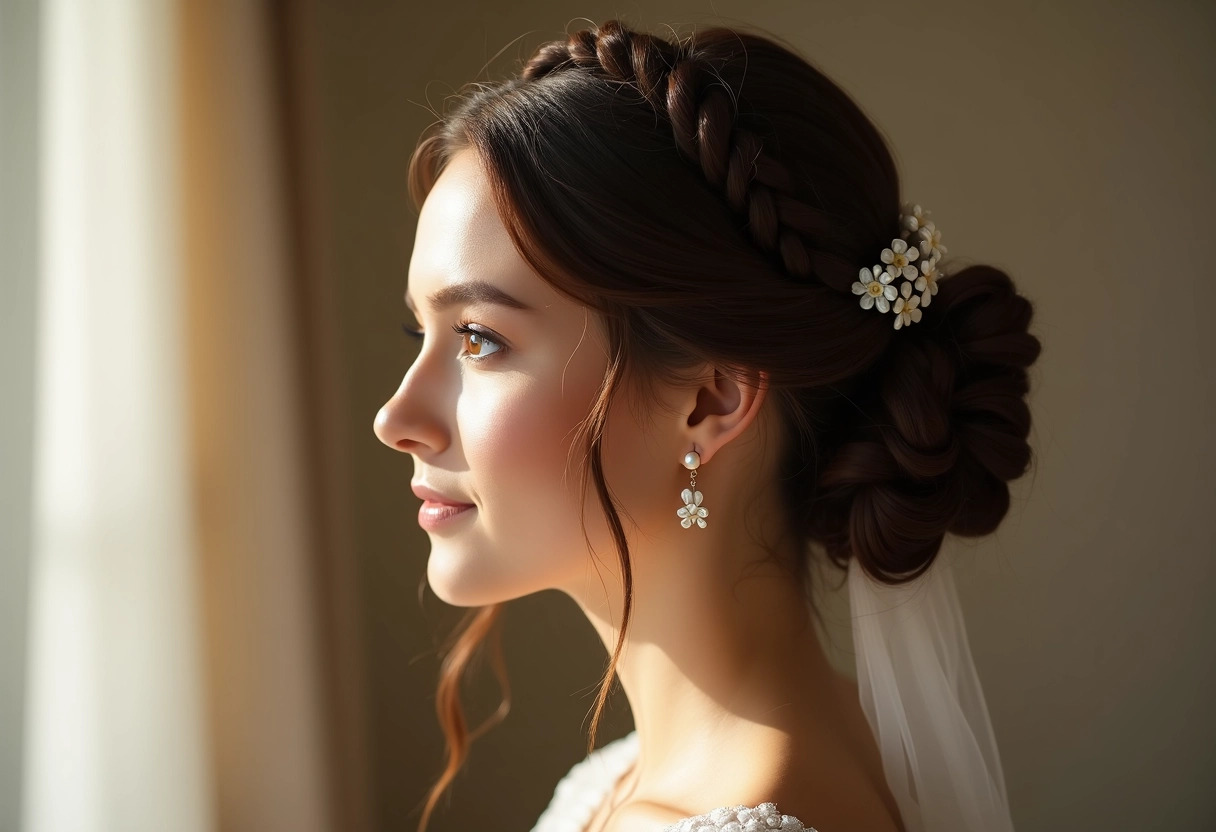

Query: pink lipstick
left=417, top=501, right=475, bottom=530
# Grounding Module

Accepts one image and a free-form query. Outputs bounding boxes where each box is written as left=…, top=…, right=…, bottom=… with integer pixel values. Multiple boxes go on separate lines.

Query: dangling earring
left=677, top=449, right=708, bottom=529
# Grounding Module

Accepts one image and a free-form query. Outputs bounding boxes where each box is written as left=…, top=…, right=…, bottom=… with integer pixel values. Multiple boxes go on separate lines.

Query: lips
left=411, top=482, right=474, bottom=507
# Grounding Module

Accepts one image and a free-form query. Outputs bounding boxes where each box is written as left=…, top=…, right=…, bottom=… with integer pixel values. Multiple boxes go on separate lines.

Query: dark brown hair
left=405, top=19, right=1041, bottom=832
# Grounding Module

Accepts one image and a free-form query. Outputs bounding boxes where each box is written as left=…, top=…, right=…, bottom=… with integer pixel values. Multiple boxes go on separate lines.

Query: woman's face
left=373, top=148, right=683, bottom=608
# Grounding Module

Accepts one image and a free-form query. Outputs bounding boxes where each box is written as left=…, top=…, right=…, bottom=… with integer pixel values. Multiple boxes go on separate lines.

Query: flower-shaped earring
left=677, top=450, right=708, bottom=529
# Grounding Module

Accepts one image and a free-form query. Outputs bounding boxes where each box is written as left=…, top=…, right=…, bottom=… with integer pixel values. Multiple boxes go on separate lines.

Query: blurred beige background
left=2, top=1, right=1212, bottom=832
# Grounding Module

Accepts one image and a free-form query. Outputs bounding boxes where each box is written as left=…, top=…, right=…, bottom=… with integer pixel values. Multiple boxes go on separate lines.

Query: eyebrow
left=404, top=280, right=535, bottom=316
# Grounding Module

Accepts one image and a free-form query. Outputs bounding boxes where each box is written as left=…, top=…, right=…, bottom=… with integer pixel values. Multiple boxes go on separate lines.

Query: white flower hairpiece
left=851, top=203, right=947, bottom=330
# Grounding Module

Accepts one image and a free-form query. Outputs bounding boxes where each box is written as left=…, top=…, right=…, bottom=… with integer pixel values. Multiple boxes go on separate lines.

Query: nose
left=373, top=361, right=448, bottom=455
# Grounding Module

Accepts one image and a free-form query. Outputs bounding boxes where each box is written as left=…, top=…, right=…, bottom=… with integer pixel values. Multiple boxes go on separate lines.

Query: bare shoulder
left=599, top=801, right=697, bottom=832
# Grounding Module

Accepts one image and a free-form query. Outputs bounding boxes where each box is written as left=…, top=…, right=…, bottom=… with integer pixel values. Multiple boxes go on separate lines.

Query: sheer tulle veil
left=847, top=552, right=1015, bottom=832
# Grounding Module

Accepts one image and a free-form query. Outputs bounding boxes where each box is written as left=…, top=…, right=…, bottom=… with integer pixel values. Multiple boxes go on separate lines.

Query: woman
left=374, top=18, right=1039, bottom=832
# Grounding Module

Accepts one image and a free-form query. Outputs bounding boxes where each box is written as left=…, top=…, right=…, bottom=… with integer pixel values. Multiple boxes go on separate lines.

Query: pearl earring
left=677, top=450, right=708, bottom=529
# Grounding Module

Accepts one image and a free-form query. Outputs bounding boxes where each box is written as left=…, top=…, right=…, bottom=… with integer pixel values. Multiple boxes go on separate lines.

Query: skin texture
left=373, top=148, right=903, bottom=832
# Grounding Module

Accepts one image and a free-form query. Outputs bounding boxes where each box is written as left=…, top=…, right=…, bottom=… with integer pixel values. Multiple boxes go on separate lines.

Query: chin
left=425, top=547, right=531, bottom=607
left=426, top=555, right=485, bottom=607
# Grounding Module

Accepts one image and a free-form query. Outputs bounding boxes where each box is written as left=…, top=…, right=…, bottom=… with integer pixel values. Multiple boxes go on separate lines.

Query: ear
left=679, top=365, right=770, bottom=467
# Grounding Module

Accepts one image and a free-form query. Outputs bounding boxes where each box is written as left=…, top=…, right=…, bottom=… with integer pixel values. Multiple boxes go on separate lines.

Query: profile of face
left=373, top=148, right=692, bottom=608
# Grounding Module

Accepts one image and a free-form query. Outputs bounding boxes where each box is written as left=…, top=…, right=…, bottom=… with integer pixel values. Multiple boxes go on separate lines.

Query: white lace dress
left=528, top=730, right=817, bottom=832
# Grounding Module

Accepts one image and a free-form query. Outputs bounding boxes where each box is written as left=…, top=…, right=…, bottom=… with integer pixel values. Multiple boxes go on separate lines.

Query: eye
left=399, top=320, right=507, bottom=363
left=451, top=322, right=506, bottom=362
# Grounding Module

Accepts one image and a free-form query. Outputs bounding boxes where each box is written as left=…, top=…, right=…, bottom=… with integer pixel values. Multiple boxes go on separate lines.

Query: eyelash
left=400, top=319, right=507, bottom=363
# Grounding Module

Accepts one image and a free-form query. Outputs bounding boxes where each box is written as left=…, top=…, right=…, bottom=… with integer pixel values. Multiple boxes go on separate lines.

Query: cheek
left=435, top=365, right=610, bottom=599
left=462, top=378, right=579, bottom=505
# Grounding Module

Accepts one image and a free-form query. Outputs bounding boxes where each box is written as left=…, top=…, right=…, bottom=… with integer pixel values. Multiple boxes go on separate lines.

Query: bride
left=374, top=18, right=1039, bottom=832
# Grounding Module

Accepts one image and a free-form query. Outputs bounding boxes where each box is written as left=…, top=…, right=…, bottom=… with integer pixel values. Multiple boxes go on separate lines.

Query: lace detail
left=662, top=803, right=816, bottom=832
left=529, top=732, right=640, bottom=832
left=529, top=731, right=817, bottom=832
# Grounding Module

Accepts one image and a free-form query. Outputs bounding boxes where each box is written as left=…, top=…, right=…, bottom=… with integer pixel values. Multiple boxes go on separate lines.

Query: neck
left=560, top=485, right=856, bottom=807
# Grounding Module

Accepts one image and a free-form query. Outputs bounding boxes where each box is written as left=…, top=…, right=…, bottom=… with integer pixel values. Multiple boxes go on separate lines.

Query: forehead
left=409, top=148, right=522, bottom=292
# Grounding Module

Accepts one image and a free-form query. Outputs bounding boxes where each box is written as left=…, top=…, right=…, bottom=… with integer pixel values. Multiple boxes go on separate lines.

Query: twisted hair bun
left=807, top=263, right=1040, bottom=583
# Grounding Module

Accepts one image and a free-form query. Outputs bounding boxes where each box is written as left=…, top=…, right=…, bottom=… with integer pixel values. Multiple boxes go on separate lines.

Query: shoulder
left=598, top=803, right=691, bottom=832
left=552, top=730, right=639, bottom=792
left=531, top=732, right=640, bottom=832
left=606, top=802, right=816, bottom=832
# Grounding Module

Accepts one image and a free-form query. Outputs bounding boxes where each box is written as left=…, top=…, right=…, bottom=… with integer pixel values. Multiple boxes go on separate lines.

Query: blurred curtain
left=21, top=0, right=215, bottom=829
left=15, top=1, right=365, bottom=831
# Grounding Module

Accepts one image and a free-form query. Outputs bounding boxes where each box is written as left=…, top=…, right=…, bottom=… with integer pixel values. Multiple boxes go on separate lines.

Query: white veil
left=847, top=552, right=1015, bottom=832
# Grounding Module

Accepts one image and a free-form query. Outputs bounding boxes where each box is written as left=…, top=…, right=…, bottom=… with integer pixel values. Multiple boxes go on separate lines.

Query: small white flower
left=901, top=203, right=931, bottom=234
left=917, top=221, right=947, bottom=260
left=851, top=265, right=897, bottom=312
left=914, top=256, right=942, bottom=307
left=881, top=238, right=920, bottom=281
left=892, top=281, right=922, bottom=330
left=677, top=487, right=708, bottom=528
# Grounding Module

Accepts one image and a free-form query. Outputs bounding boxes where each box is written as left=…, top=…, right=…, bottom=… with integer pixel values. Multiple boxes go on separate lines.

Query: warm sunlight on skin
left=373, top=146, right=617, bottom=608
left=372, top=148, right=895, bottom=829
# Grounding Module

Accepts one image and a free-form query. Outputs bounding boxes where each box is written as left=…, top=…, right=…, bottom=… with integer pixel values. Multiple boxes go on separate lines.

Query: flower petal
left=892, top=238, right=907, bottom=254
left=852, top=281, right=866, bottom=295
left=681, top=488, right=692, bottom=504
left=678, top=507, right=689, bottom=518
left=681, top=517, right=692, bottom=528
left=860, top=294, right=875, bottom=309
left=697, top=507, right=708, bottom=517
left=883, top=284, right=898, bottom=300
left=696, top=517, right=707, bottom=528
left=876, top=296, right=890, bottom=313
left=693, top=490, right=703, bottom=505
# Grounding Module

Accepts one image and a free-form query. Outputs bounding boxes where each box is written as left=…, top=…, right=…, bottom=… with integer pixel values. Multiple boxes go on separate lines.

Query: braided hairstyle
left=406, top=19, right=1040, bottom=831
